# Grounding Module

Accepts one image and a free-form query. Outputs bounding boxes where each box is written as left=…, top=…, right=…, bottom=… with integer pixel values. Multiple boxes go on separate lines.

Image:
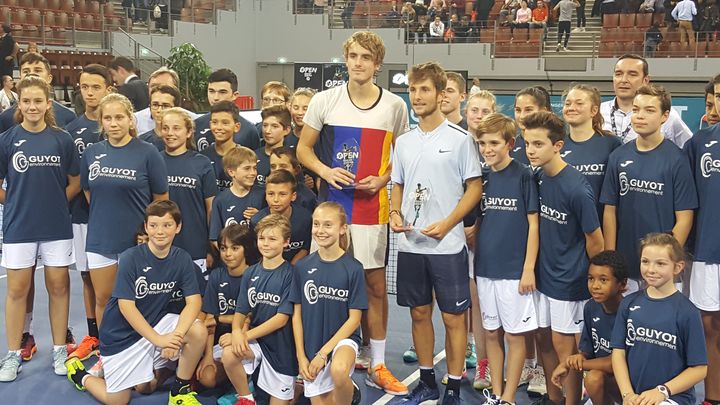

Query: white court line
left=372, top=349, right=447, bottom=405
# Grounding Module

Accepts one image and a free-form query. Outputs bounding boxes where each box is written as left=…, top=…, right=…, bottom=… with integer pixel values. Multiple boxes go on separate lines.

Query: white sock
left=524, top=358, right=536, bottom=368
left=23, top=313, right=32, bottom=334
left=239, top=394, right=254, bottom=400
left=447, top=374, right=462, bottom=380
left=9, top=350, right=21, bottom=356
left=370, top=338, right=386, bottom=368
left=53, top=345, right=65, bottom=352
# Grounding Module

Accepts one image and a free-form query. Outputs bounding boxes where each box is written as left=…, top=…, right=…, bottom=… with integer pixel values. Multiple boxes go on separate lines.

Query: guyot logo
left=12, top=151, right=60, bottom=173
left=247, top=286, right=281, bottom=307
left=88, top=160, right=102, bottom=181
left=619, top=172, right=630, bottom=196
left=225, top=217, right=248, bottom=227
left=304, top=280, right=319, bottom=304
left=74, top=138, right=87, bottom=156
left=592, top=328, right=600, bottom=352
left=218, top=292, right=236, bottom=313
left=619, top=172, right=665, bottom=196
left=701, top=153, right=720, bottom=178
left=625, top=318, right=636, bottom=347
left=197, top=137, right=209, bottom=151
left=134, top=276, right=176, bottom=299
left=303, top=279, right=349, bottom=304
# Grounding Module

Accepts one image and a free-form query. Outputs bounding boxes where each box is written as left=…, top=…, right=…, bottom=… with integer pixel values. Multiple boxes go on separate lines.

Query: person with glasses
left=255, top=81, right=292, bottom=138
left=139, top=84, right=182, bottom=151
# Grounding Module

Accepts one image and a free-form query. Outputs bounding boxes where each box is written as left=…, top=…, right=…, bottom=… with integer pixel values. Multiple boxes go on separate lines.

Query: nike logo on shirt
left=456, top=300, right=468, bottom=307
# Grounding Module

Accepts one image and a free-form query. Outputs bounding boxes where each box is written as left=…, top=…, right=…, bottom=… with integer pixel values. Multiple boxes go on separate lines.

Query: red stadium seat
left=635, top=12, right=652, bottom=27
left=603, top=13, right=619, bottom=28
left=618, top=13, right=635, bottom=28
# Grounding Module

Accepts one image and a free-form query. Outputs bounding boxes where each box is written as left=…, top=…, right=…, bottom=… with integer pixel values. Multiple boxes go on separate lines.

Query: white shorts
left=86, top=252, right=118, bottom=270
left=213, top=344, right=223, bottom=361
left=71, top=224, right=88, bottom=272
left=1, top=239, right=74, bottom=269
left=102, top=313, right=179, bottom=393
left=348, top=224, right=388, bottom=270
left=241, top=341, right=295, bottom=401
left=477, top=277, right=538, bottom=334
left=690, top=261, right=720, bottom=312
left=535, top=292, right=587, bottom=334
left=303, top=339, right=358, bottom=398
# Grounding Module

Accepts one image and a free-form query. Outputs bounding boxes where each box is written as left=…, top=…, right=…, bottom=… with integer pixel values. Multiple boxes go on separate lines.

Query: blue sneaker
left=441, top=389, right=463, bottom=405
left=216, top=389, right=237, bottom=405
left=403, top=345, right=418, bottom=363
left=398, top=380, right=440, bottom=404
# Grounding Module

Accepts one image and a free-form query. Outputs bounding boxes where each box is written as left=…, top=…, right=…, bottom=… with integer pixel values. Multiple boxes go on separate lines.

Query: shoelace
left=478, top=359, right=489, bottom=379
left=482, top=388, right=500, bottom=405
left=2, top=353, right=20, bottom=371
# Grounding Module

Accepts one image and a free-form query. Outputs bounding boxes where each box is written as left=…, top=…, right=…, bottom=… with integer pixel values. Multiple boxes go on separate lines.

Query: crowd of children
left=0, top=29, right=718, bottom=405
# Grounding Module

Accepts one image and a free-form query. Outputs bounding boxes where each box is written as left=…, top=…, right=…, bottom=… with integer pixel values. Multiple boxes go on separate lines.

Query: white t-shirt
left=600, top=98, right=692, bottom=147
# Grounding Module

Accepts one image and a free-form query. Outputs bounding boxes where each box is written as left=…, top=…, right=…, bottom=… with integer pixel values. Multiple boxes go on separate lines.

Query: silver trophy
left=412, top=183, right=429, bottom=227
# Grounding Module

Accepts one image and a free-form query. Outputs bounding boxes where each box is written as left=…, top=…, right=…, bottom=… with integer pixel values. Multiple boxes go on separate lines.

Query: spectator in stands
left=574, top=0, right=587, bottom=32
left=313, top=0, right=326, bottom=14
left=108, top=56, right=150, bottom=111
left=27, top=42, right=39, bottom=54
left=402, top=1, right=418, bottom=25
left=341, top=0, right=356, bottom=28
left=555, top=0, right=579, bottom=51
left=122, top=0, right=133, bottom=21
left=470, top=77, right=482, bottom=94
left=699, top=0, right=719, bottom=40
left=0, top=25, right=16, bottom=79
left=454, top=15, right=473, bottom=42
left=644, top=22, right=663, bottom=57
left=135, top=66, right=199, bottom=135
left=0, top=75, right=17, bottom=113
left=672, top=0, right=697, bottom=49
left=430, top=15, right=446, bottom=41
left=638, top=0, right=655, bottom=12
left=531, top=0, right=549, bottom=28
left=387, top=2, right=402, bottom=27
left=444, top=14, right=459, bottom=42
left=475, top=0, right=494, bottom=28
left=414, top=0, right=429, bottom=17
left=500, top=0, right=521, bottom=25
left=511, top=1, right=533, bottom=37
left=415, top=15, right=431, bottom=43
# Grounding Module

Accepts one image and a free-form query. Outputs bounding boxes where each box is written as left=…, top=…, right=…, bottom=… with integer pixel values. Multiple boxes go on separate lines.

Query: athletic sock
left=170, top=377, right=193, bottom=396
left=87, top=318, right=99, bottom=338
left=446, top=374, right=461, bottom=393
left=369, top=338, right=386, bottom=368
left=419, top=367, right=436, bottom=388
left=70, top=368, right=89, bottom=387
left=23, top=313, right=32, bottom=334
left=524, top=358, right=536, bottom=368
left=239, top=394, right=254, bottom=400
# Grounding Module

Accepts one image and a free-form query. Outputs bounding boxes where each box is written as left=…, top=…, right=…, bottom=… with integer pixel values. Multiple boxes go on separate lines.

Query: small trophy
left=412, top=183, right=430, bottom=227
left=334, top=140, right=360, bottom=189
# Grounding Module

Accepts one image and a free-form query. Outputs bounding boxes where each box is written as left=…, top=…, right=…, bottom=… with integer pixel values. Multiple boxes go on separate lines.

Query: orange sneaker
left=365, top=363, right=408, bottom=395
left=69, top=336, right=100, bottom=361
left=20, top=333, right=37, bottom=361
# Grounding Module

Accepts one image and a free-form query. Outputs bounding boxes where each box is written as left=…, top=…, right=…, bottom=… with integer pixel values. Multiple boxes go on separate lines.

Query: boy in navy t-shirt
left=209, top=146, right=267, bottom=244
left=65, top=201, right=207, bottom=405
left=270, top=147, right=317, bottom=212
left=201, top=101, right=245, bottom=191
left=221, top=214, right=297, bottom=403
left=254, top=105, right=291, bottom=187
left=551, top=250, right=627, bottom=405
left=600, top=84, right=697, bottom=292
left=251, top=169, right=312, bottom=265
left=194, top=69, right=259, bottom=151
left=139, top=84, right=181, bottom=151
left=523, top=111, right=605, bottom=404
left=611, top=233, right=707, bottom=405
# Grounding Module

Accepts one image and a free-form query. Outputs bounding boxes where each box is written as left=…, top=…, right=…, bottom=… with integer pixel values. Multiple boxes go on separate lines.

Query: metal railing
left=109, top=28, right=166, bottom=80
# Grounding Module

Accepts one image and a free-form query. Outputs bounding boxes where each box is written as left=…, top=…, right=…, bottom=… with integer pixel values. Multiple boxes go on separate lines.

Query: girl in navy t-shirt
left=80, top=93, right=168, bottom=363
left=289, top=202, right=368, bottom=403
left=513, top=86, right=552, bottom=167
left=611, top=233, right=707, bottom=405
left=0, top=76, right=80, bottom=382
left=160, top=108, right=217, bottom=273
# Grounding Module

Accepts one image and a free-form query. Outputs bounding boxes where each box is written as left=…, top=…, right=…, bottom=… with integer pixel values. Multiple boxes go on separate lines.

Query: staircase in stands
left=542, top=0, right=602, bottom=57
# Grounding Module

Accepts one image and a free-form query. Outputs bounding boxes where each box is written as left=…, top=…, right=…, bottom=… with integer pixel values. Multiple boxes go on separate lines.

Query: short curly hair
left=589, top=250, right=629, bottom=282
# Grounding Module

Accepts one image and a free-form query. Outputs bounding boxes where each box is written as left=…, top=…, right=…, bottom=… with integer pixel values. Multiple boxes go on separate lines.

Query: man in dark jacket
left=0, top=25, right=16, bottom=79
left=108, top=56, right=149, bottom=111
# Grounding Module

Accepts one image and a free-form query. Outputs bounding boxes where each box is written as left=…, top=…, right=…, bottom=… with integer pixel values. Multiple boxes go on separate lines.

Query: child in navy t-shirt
left=209, top=147, right=267, bottom=244
left=270, top=146, right=317, bottom=212
left=64, top=201, right=207, bottom=405
left=551, top=250, right=628, bottom=405
left=611, top=233, right=707, bottom=405
left=254, top=105, right=291, bottom=187
left=200, top=101, right=245, bottom=191
left=221, top=215, right=297, bottom=403
left=289, top=202, right=368, bottom=403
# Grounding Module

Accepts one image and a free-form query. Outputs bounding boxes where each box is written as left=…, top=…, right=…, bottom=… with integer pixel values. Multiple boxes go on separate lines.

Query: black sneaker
left=351, top=380, right=361, bottom=405
left=441, top=389, right=462, bottom=405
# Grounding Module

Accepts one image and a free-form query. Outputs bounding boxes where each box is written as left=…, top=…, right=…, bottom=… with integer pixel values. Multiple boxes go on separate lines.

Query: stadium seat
left=619, top=13, right=635, bottom=28
left=33, top=0, right=47, bottom=9
left=86, top=1, right=100, bottom=14
left=60, top=0, right=73, bottom=12
left=479, top=28, right=494, bottom=43
left=528, top=29, right=543, bottom=43
left=707, top=40, right=720, bottom=57
left=603, top=13, right=619, bottom=28
left=0, top=7, right=10, bottom=24
left=496, top=27, right=512, bottom=42
left=75, top=0, right=86, bottom=13
left=19, top=0, right=34, bottom=9
left=47, top=0, right=60, bottom=10
left=635, top=12, right=652, bottom=27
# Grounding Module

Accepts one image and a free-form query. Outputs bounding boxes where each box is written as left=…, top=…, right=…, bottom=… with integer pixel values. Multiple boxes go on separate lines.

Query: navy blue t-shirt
left=611, top=291, right=707, bottom=405
left=579, top=299, right=616, bottom=359
left=562, top=133, right=622, bottom=215
left=0, top=100, right=76, bottom=133
left=202, top=266, right=243, bottom=343
left=99, top=245, right=201, bottom=356
left=164, top=150, right=218, bottom=259
left=193, top=113, right=260, bottom=152
left=0, top=125, right=79, bottom=243
left=254, top=147, right=270, bottom=187
left=537, top=165, right=600, bottom=301
left=600, top=140, right=698, bottom=278
left=296, top=182, right=317, bottom=212
left=81, top=138, right=168, bottom=254
left=200, top=144, right=233, bottom=191
left=475, top=159, right=538, bottom=280
left=209, top=187, right=267, bottom=240
left=251, top=204, right=312, bottom=262
left=284, top=133, right=299, bottom=149
left=65, top=115, right=102, bottom=224
left=139, top=129, right=165, bottom=151
left=684, top=125, right=720, bottom=264
left=511, top=134, right=530, bottom=166
left=166, top=262, right=206, bottom=315
left=236, top=261, right=297, bottom=376
left=289, top=253, right=368, bottom=361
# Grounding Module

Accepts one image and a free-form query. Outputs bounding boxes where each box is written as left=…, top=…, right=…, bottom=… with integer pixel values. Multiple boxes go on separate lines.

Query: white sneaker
left=355, top=345, right=370, bottom=370
left=88, top=357, right=104, bottom=378
left=563, top=46, right=569, bottom=52
left=572, top=27, right=581, bottom=32
left=527, top=367, right=547, bottom=395
left=52, top=346, right=68, bottom=375
left=518, top=364, right=534, bottom=386
left=556, top=43, right=562, bottom=52
left=0, top=352, right=22, bottom=382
